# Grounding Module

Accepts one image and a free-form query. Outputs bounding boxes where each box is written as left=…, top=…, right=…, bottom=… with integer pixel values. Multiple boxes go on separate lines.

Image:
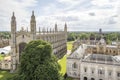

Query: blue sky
left=0, top=0, right=120, bottom=31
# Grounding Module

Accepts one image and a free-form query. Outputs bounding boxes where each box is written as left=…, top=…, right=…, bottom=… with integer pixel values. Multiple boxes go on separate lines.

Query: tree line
left=67, top=32, right=120, bottom=44
left=0, top=32, right=11, bottom=39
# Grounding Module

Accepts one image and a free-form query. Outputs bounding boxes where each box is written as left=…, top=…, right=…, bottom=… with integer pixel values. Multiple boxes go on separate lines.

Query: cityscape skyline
left=0, top=0, right=120, bottom=31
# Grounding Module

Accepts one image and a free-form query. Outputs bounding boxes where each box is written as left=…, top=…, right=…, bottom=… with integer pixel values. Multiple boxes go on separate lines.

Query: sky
left=0, top=0, right=120, bottom=31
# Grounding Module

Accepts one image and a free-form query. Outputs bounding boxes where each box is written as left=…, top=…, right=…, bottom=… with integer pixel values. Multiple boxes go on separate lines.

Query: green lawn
left=0, top=71, right=15, bottom=80
left=58, top=41, right=74, bottom=76
left=58, top=55, right=67, bottom=76
left=67, top=41, right=74, bottom=50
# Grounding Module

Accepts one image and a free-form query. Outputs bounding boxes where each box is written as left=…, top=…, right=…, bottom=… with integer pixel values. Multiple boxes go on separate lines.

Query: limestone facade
left=67, top=38, right=120, bottom=80
left=10, top=11, right=67, bottom=72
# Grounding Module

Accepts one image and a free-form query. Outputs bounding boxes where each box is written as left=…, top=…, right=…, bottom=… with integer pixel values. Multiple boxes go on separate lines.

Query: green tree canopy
left=10, top=40, right=62, bottom=80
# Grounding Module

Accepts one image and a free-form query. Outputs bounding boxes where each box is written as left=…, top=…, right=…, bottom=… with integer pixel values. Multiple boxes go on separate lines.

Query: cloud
left=0, top=0, right=38, bottom=31
left=0, top=0, right=120, bottom=31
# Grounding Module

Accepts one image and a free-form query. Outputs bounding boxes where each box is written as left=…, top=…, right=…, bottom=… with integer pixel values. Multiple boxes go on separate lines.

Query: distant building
left=67, top=37, right=120, bottom=80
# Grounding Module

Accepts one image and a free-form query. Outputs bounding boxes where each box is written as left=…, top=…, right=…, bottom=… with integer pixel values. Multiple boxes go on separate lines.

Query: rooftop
left=83, top=54, right=120, bottom=65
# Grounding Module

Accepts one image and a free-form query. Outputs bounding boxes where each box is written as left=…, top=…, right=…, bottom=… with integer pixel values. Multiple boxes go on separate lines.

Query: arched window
left=84, top=67, right=87, bottom=72
left=91, top=78, right=95, bottom=80
left=84, top=77, right=87, bottom=80
left=91, top=68, right=94, bottom=74
left=72, top=62, right=77, bottom=69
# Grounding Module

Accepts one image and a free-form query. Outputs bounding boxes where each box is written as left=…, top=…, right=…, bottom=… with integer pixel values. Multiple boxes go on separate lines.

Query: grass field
left=67, top=41, right=74, bottom=50
left=58, top=55, right=67, bottom=76
left=58, top=41, right=74, bottom=76
left=0, top=71, right=15, bottom=80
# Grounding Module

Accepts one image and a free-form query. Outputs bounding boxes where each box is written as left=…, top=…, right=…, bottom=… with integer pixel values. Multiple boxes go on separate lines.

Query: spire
left=13, top=12, right=14, bottom=16
left=11, top=12, right=16, bottom=33
left=47, top=27, right=48, bottom=33
left=30, top=10, right=36, bottom=33
left=64, top=22, right=67, bottom=32
left=31, top=10, right=35, bottom=20
left=32, top=11, right=34, bottom=16
left=55, top=23, right=58, bottom=32
left=12, top=12, right=16, bottom=20
left=39, top=27, right=41, bottom=33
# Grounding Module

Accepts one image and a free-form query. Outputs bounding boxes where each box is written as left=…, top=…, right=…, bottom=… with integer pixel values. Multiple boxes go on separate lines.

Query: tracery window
left=84, top=67, right=87, bottom=72
left=72, top=62, right=77, bottom=69
left=91, top=68, right=95, bottom=74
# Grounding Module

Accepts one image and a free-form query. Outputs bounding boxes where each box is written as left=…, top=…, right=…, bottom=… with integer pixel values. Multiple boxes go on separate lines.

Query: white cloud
left=0, top=0, right=37, bottom=31
left=0, top=0, right=119, bottom=31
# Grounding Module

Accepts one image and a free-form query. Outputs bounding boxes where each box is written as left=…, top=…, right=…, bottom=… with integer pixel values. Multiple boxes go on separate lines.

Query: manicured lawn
left=67, top=41, right=74, bottom=50
left=58, top=41, right=74, bottom=76
left=58, top=55, right=67, bottom=76
left=0, top=71, right=15, bottom=80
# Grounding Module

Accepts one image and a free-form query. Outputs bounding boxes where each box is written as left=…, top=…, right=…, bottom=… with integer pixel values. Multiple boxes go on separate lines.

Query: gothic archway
left=91, top=78, right=95, bottom=80
left=19, top=42, right=26, bottom=54
left=84, top=77, right=87, bottom=80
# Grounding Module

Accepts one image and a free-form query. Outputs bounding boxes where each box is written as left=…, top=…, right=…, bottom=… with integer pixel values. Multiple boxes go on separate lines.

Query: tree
left=79, top=33, right=89, bottom=40
left=10, top=40, right=62, bottom=80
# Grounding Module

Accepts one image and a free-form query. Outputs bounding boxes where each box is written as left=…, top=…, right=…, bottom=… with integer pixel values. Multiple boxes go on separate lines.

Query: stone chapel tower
left=30, top=11, right=36, bottom=40
left=11, top=12, right=17, bottom=72
left=9, top=11, right=67, bottom=72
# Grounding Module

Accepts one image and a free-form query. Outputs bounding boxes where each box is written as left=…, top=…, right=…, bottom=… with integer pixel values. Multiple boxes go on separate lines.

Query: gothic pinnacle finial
left=39, top=27, right=40, bottom=31
left=47, top=27, right=48, bottom=33
left=12, top=12, right=16, bottom=20
left=55, top=23, right=57, bottom=26
left=64, top=22, right=67, bottom=32
left=13, top=12, right=14, bottom=16
left=55, top=23, right=58, bottom=32
left=65, top=22, right=67, bottom=26
left=32, top=11, right=34, bottom=15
